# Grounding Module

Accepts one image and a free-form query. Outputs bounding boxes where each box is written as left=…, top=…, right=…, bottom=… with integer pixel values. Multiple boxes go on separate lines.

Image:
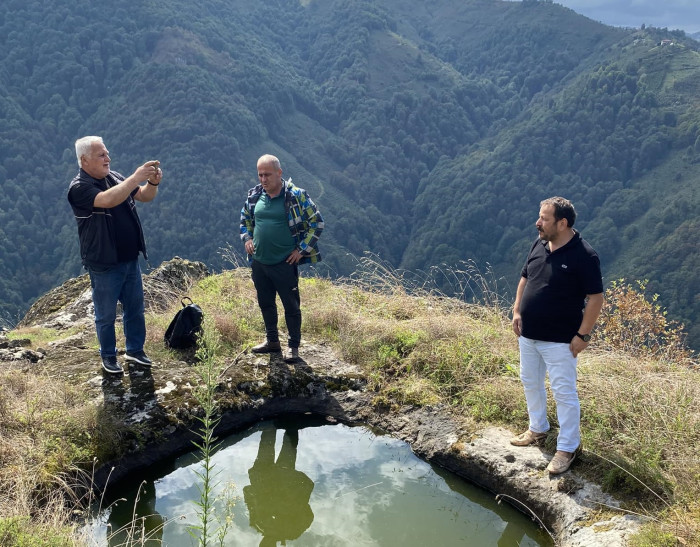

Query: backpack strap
left=181, top=296, right=193, bottom=307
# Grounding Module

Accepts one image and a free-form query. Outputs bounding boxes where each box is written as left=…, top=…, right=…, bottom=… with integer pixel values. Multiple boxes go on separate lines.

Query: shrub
left=596, top=279, right=694, bottom=363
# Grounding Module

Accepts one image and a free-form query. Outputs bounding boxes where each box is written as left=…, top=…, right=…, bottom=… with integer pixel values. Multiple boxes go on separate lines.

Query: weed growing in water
left=187, top=319, right=236, bottom=546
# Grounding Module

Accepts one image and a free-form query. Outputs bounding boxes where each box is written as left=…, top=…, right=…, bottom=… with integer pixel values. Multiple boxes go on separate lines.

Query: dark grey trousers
left=251, top=259, right=301, bottom=348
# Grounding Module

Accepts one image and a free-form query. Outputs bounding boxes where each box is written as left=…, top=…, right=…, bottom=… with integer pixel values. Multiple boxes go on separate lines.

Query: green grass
left=8, top=326, right=83, bottom=348
left=0, top=516, right=75, bottom=547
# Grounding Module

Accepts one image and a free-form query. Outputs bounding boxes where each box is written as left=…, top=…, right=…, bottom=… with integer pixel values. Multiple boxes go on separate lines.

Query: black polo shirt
left=519, top=231, right=603, bottom=343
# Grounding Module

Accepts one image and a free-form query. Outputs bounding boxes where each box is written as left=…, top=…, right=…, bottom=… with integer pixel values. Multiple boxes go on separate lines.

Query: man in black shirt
left=511, top=197, right=603, bottom=474
left=68, top=136, right=163, bottom=374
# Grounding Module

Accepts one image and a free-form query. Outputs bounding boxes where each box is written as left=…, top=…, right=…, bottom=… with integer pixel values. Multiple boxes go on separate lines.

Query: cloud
left=555, top=0, right=700, bottom=33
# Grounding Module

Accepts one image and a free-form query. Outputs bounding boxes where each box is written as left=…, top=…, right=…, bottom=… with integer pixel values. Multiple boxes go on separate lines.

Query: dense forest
left=0, top=0, right=699, bottom=346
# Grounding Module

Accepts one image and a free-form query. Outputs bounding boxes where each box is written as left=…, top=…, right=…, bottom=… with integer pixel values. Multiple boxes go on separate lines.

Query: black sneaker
left=124, top=350, right=153, bottom=367
left=102, top=355, right=123, bottom=374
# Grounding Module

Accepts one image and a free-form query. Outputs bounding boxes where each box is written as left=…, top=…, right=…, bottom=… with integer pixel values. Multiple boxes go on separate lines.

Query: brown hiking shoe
left=510, top=429, right=548, bottom=447
left=251, top=340, right=282, bottom=354
left=546, top=448, right=580, bottom=475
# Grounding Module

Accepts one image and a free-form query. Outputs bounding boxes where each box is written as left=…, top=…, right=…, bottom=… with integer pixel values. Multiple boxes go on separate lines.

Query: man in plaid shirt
left=240, top=154, right=324, bottom=362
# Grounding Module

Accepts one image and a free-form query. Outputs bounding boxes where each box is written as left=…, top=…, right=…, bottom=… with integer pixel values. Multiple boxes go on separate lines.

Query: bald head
left=257, top=154, right=283, bottom=197
left=257, top=154, right=281, bottom=171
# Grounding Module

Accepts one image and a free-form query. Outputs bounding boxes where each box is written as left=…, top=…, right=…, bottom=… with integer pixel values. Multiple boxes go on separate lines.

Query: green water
left=87, top=417, right=553, bottom=546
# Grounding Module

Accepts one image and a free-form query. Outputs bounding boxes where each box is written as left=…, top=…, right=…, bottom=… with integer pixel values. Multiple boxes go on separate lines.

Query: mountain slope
left=0, top=0, right=698, bottom=346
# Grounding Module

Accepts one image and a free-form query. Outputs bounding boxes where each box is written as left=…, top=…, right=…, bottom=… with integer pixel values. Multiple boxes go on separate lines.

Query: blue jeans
left=88, top=260, right=146, bottom=358
left=518, top=336, right=580, bottom=452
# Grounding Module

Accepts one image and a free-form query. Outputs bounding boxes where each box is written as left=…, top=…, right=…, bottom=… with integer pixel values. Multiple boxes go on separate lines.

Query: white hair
left=75, top=136, right=104, bottom=167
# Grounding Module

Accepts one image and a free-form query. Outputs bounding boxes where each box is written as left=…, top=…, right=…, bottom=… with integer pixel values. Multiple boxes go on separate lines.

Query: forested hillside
left=1, top=0, right=698, bottom=346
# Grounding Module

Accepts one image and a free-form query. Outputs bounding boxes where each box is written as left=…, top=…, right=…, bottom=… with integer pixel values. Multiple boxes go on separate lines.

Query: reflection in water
left=244, top=427, right=314, bottom=546
left=88, top=418, right=552, bottom=546
left=106, top=481, right=165, bottom=546
left=431, top=465, right=534, bottom=546
left=499, top=521, right=527, bottom=547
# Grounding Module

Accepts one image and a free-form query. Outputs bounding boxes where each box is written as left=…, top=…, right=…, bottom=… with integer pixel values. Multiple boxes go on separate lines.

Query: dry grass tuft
left=212, top=312, right=245, bottom=346
left=0, top=370, right=101, bottom=545
left=579, top=351, right=700, bottom=504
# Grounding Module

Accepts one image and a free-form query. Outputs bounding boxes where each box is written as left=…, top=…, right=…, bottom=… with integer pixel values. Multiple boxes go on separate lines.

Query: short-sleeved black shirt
left=68, top=170, right=144, bottom=267
left=111, top=200, right=140, bottom=262
left=519, top=231, right=603, bottom=343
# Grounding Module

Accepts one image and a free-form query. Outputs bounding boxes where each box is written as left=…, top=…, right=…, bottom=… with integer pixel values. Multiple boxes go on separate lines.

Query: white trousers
left=518, top=336, right=580, bottom=452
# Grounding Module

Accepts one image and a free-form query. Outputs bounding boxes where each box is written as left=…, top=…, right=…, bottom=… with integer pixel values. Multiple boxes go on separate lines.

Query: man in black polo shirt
left=510, top=197, right=603, bottom=474
left=68, top=136, right=163, bottom=375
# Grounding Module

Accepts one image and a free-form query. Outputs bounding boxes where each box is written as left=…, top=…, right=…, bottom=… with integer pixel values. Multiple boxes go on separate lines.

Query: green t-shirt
left=253, top=193, right=296, bottom=265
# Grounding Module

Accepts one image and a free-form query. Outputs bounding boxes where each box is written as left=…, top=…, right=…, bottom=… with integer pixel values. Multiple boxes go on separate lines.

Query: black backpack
left=164, top=297, right=203, bottom=349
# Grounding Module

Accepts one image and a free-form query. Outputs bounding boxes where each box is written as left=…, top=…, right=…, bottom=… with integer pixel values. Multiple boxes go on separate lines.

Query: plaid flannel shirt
left=240, top=178, right=324, bottom=265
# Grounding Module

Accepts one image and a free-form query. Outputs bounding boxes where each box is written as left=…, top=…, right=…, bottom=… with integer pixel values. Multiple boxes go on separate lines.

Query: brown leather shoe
left=510, top=429, right=548, bottom=446
left=283, top=347, right=300, bottom=363
left=251, top=340, right=281, bottom=354
left=546, top=448, right=580, bottom=475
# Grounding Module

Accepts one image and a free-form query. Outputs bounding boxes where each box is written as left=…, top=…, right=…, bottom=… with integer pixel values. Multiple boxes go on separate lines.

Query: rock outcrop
left=17, top=256, right=210, bottom=331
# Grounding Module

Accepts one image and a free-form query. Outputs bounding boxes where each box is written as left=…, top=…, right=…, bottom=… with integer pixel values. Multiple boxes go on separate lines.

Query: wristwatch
left=576, top=332, right=592, bottom=342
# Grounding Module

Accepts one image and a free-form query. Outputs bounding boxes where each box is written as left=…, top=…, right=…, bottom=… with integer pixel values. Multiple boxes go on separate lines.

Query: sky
left=554, top=0, right=700, bottom=35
